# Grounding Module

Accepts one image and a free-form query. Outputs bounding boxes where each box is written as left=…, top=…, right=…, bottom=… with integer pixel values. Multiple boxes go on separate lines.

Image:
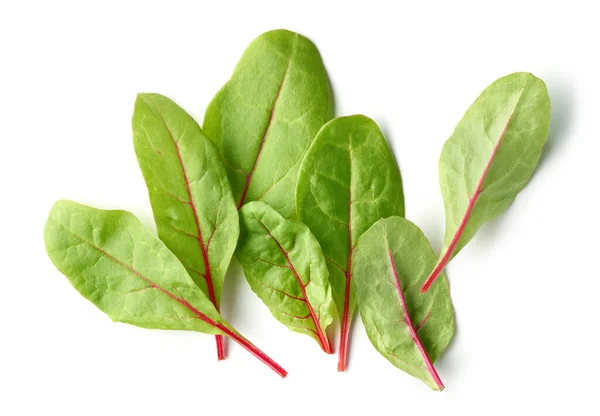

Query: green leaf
left=44, top=200, right=286, bottom=377
left=296, top=115, right=405, bottom=370
left=132, top=93, right=239, bottom=359
left=353, top=217, right=455, bottom=390
left=236, top=201, right=335, bottom=353
left=203, top=29, right=333, bottom=219
left=421, top=72, right=551, bottom=293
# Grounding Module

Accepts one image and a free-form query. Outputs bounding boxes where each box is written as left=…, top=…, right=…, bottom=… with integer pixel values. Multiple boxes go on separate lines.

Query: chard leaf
left=353, top=217, right=455, bottom=390
left=203, top=29, right=333, bottom=219
left=236, top=201, right=335, bottom=353
left=296, top=115, right=405, bottom=370
left=44, top=200, right=286, bottom=377
left=132, top=93, right=239, bottom=359
left=422, top=72, right=551, bottom=293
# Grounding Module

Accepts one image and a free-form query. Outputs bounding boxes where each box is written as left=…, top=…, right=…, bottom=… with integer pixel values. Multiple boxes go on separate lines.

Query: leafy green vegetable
left=236, top=201, right=335, bottom=353
left=203, top=29, right=333, bottom=219
left=44, top=200, right=286, bottom=377
left=421, top=72, right=551, bottom=293
left=353, top=217, right=454, bottom=390
left=132, top=93, right=239, bottom=359
left=296, top=115, right=405, bottom=370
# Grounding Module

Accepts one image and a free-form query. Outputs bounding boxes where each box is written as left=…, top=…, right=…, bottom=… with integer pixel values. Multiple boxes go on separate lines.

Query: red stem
left=147, top=275, right=287, bottom=377
left=337, top=281, right=352, bottom=371
left=339, top=146, right=354, bottom=372
left=215, top=324, right=287, bottom=378
left=420, top=189, right=481, bottom=294
left=421, top=116, right=512, bottom=294
left=158, top=285, right=286, bottom=377
left=215, top=335, right=225, bottom=361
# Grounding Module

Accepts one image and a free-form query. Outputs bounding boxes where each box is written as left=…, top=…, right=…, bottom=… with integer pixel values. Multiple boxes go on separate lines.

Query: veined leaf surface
left=203, top=29, right=333, bottom=218
left=422, top=72, right=551, bottom=293
left=353, top=217, right=455, bottom=390
left=132, top=93, right=239, bottom=359
left=296, top=115, right=405, bottom=370
left=44, top=200, right=286, bottom=377
left=236, top=201, right=335, bottom=353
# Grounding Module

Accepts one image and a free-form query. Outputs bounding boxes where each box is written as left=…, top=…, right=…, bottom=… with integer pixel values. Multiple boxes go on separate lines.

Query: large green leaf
left=296, top=115, right=405, bottom=370
left=44, top=200, right=286, bottom=377
left=422, top=72, right=551, bottom=293
left=203, top=29, right=333, bottom=219
left=132, top=93, right=239, bottom=359
left=236, top=201, right=335, bottom=353
left=353, top=217, right=454, bottom=390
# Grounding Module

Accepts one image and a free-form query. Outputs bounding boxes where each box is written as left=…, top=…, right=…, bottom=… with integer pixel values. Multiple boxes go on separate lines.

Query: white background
left=1, top=1, right=598, bottom=414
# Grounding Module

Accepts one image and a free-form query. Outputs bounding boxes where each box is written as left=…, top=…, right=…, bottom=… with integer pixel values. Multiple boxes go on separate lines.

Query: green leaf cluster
left=44, top=29, right=551, bottom=389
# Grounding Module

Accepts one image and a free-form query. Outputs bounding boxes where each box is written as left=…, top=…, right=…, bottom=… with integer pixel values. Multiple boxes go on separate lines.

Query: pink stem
left=216, top=324, right=287, bottom=378
left=216, top=335, right=225, bottom=361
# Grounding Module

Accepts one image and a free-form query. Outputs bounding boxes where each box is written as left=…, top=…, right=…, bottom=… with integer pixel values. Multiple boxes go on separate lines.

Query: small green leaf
left=353, top=217, right=455, bottom=390
left=203, top=29, right=333, bottom=218
left=236, top=201, right=335, bottom=353
left=296, top=115, right=404, bottom=370
left=132, top=93, right=239, bottom=359
left=44, top=200, right=286, bottom=377
left=422, top=72, right=551, bottom=293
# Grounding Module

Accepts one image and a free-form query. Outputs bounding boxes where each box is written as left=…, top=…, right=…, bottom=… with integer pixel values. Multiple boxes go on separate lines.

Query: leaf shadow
left=327, top=72, right=337, bottom=121
left=136, top=210, right=158, bottom=235
left=376, top=119, right=406, bottom=207
left=535, top=73, right=575, bottom=176
left=433, top=307, right=460, bottom=375
left=376, top=119, right=394, bottom=160
left=220, top=257, right=246, bottom=324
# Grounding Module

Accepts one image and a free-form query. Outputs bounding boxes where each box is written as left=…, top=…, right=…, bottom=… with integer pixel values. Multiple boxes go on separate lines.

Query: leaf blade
left=203, top=29, right=333, bottom=218
left=45, top=200, right=286, bottom=377
left=45, top=200, right=222, bottom=332
left=236, top=201, right=335, bottom=353
left=132, top=93, right=239, bottom=358
left=353, top=217, right=455, bottom=390
left=422, top=72, right=551, bottom=292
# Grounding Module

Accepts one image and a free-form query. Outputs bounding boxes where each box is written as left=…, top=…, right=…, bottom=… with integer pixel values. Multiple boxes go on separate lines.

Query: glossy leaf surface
left=296, top=115, right=405, bottom=370
left=203, top=29, right=333, bottom=218
left=353, top=217, right=454, bottom=390
left=236, top=201, right=335, bottom=353
left=132, top=93, right=239, bottom=358
left=422, top=72, right=551, bottom=293
left=44, top=200, right=286, bottom=377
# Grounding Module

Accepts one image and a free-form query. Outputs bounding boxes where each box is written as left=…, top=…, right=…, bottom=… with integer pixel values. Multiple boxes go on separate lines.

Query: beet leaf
left=422, top=72, right=551, bottom=293
left=203, top=29, right=333, bottom=219
left=236, top=201, right=335, bottom=353
left=353, top=217, right=454, bottom=390
left=132, top=93, right=239, bottom=359
left=44, top=200, right=286, bottom=378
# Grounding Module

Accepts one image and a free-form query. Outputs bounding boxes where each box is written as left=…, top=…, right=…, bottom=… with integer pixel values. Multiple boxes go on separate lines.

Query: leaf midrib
left=148, top=99, right=219, bottom=310
left=237, top=35, right=298, bottom=209
left=256, top=218, right=331, bottom=353
left=386, top=245, right=444, bottom=390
